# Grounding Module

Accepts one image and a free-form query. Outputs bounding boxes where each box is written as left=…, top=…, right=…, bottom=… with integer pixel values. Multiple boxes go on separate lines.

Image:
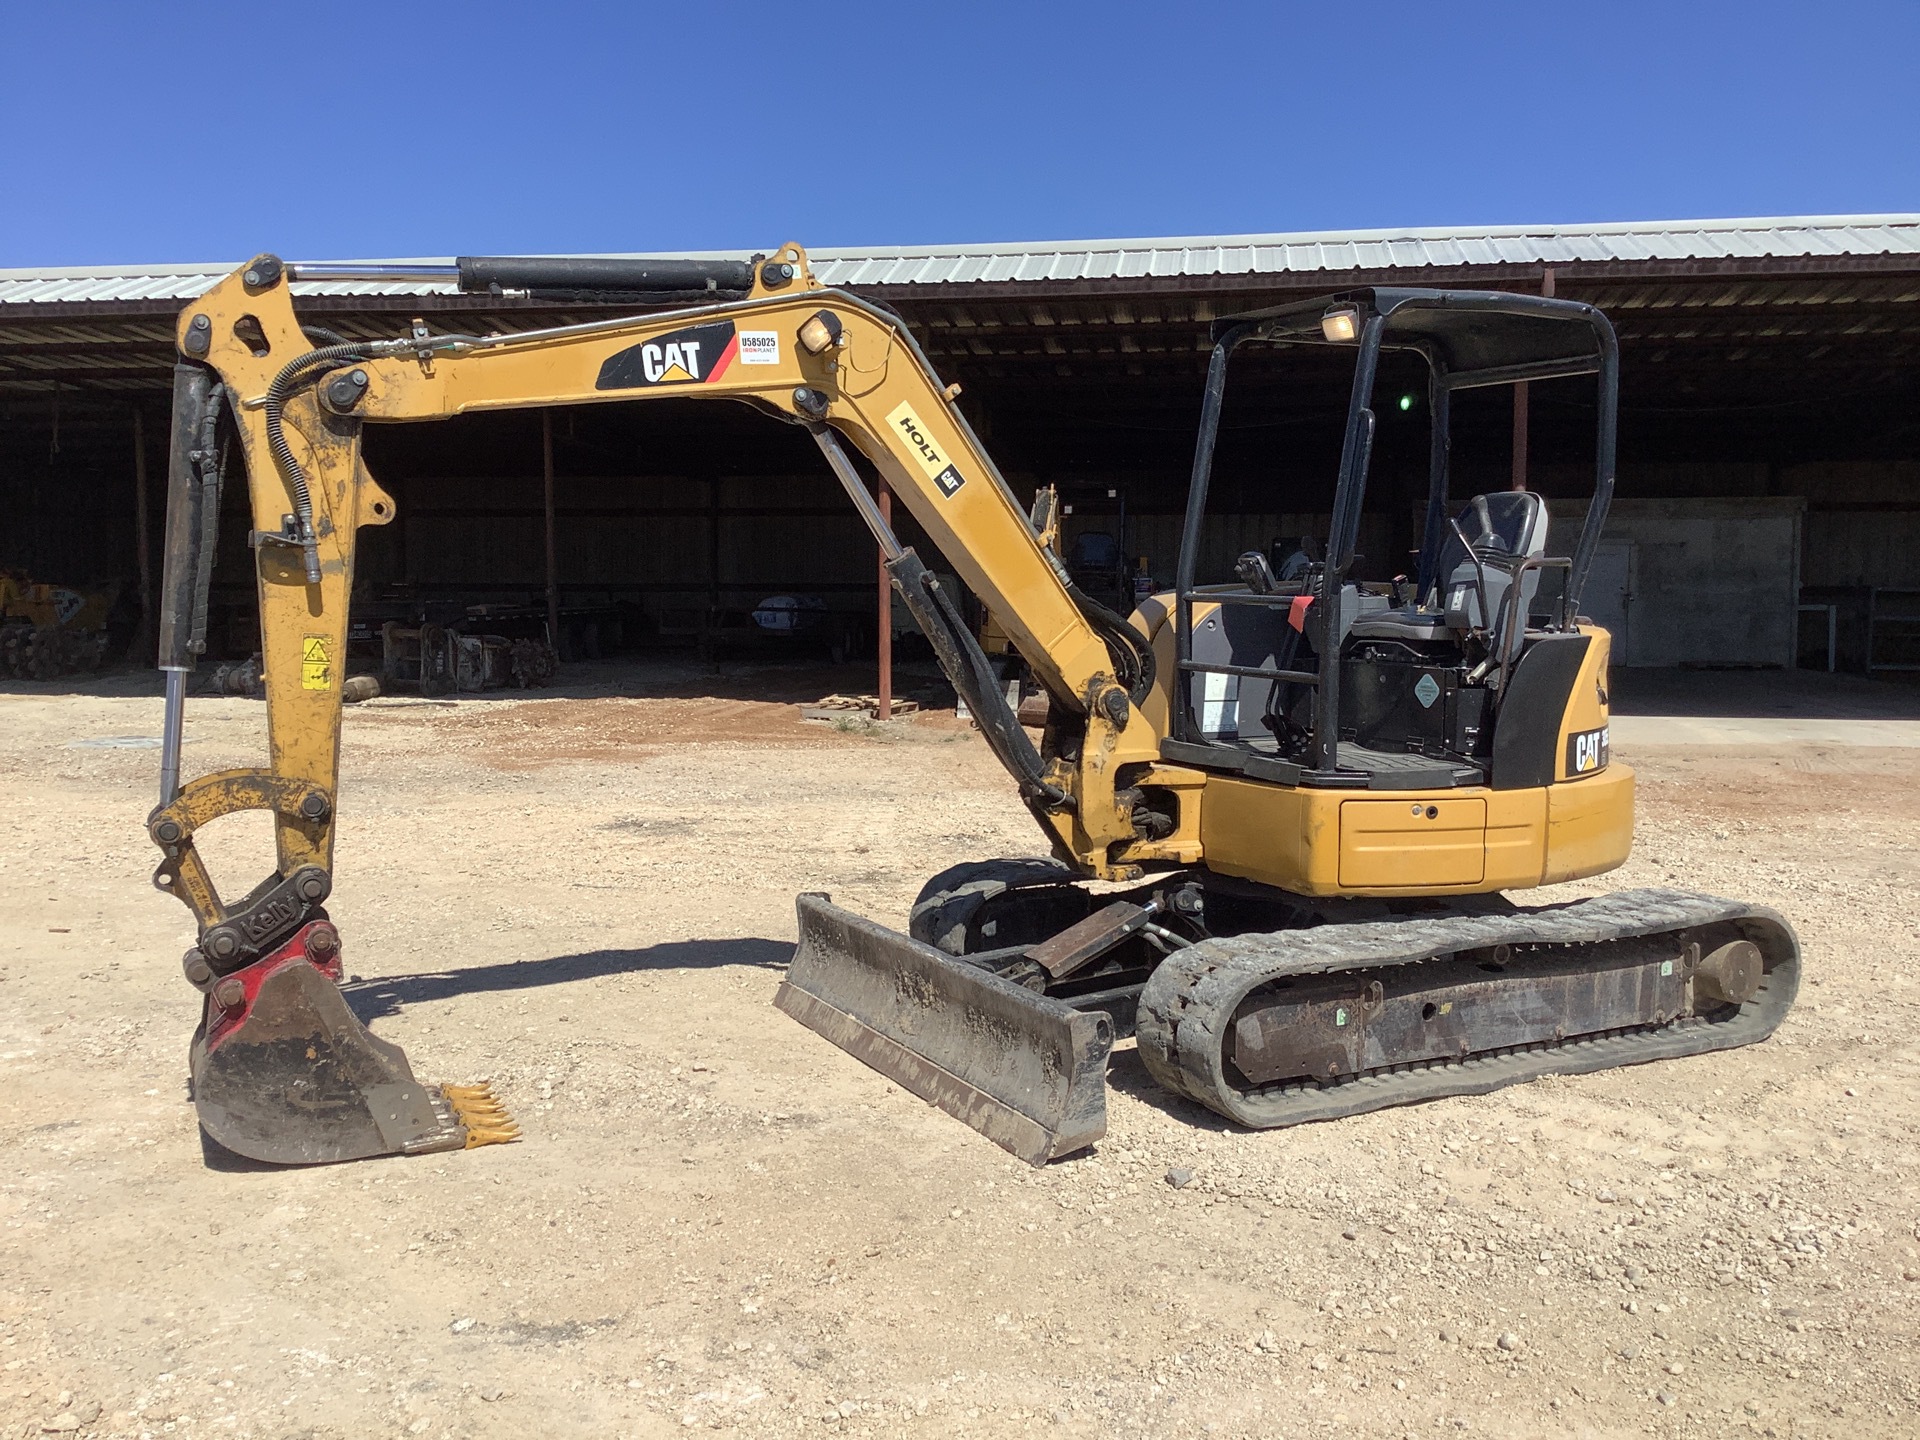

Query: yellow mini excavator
left=150, top=245, right=1798, bottom=1165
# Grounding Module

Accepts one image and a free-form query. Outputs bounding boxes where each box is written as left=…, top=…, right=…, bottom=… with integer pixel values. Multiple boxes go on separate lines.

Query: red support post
left=1511, top=267, right=1556, bottom=492
left=876, top=480, right=892, bottom=721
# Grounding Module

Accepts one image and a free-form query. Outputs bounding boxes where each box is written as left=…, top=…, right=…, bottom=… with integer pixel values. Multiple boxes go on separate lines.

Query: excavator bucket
left=190, top=921, right=517, bottom=1165
left=777, top=893, right=1112, bottom=1165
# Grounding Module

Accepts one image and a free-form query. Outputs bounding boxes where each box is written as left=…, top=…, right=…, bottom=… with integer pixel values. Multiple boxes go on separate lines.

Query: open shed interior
left=3, top=217, right=1917, bottom=676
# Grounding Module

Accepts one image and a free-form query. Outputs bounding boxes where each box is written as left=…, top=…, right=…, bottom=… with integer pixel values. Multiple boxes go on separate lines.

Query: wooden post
left=876, top=479, right=892, bottom=721
left=1511, top=267, right=1556, bottom=491
left=542, top=411, right=560, bottom=653
left=130, top=406, right=154, bottom=659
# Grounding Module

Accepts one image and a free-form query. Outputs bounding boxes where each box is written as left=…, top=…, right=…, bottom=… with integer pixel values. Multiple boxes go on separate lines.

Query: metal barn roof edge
left=3, top=213, right=1918, bottom=306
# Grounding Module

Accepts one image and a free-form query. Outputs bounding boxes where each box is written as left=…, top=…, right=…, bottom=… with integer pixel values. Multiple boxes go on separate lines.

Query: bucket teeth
left=439, top=1083, right=520, bottom=1148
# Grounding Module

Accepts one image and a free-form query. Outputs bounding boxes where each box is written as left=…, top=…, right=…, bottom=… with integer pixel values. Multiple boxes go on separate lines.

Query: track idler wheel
left=187, top=920, right=517, bottom=1164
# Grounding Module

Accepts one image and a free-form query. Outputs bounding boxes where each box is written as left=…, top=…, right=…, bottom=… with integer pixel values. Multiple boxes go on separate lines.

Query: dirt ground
left=2, top=660, right=1917, bottom=1440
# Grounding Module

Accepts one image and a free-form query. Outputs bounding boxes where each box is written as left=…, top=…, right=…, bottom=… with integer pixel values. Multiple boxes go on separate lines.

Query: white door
left=1580, top=541, right=1635, bottom=663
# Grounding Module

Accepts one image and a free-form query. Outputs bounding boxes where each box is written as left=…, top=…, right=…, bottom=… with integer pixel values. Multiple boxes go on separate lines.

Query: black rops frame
left=1171, top=286, right=1620, bottom=774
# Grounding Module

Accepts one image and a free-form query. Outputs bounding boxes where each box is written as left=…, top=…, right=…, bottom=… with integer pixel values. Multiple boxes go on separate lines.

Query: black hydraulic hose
left=263, top=342, right=370, bottom=584
left=301, top=325, right=351, bottom=348
left=1066, top=582, right=1157, bottom=708
left=188, top=384, right=228, bottom=657
left=887, top=550, right=1069, bottom=811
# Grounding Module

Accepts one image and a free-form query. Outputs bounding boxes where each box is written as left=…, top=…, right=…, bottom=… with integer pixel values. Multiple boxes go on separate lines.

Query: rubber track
left=1135, top=888, right=1800, bottom=1129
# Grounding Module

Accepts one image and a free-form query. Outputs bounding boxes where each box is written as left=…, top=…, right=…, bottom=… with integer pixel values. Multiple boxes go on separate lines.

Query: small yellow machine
left=149, top=246, right=1798, bottom=1165
left=0, top=571, right=115, bottom=678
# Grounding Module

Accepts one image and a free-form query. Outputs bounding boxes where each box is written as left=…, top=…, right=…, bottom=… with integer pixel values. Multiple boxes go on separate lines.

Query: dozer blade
left=190, top=921, right=518, bottom=1165
left=777, top=893, right=1112, bottom=1165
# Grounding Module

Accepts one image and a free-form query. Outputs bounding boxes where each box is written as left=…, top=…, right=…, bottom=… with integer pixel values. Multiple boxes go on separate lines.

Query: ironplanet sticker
left=738, top=330, right=780, bottom=365
left=886, top=401, right=966, bottom=497
left=596, top=321, right=740, bottom=389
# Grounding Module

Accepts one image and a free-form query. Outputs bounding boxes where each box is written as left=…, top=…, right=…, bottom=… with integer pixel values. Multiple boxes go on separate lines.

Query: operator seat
left=1434, top=491, right=1548, bottom=638
left=1349, top=491, right=1549, bottom=648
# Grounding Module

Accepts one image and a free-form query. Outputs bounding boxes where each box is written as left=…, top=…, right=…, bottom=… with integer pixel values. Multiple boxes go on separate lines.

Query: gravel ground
left=1, top=661, right=1916, bottom=1440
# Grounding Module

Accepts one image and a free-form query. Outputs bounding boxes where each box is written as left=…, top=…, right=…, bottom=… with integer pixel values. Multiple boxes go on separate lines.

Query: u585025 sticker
left=737, top=331, right=780, bottom=365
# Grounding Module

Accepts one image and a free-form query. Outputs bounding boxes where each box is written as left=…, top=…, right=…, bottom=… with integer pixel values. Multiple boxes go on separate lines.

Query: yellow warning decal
left=885, top=402, right=967, bottom=498
left=301, top=635, right=333, bottom=691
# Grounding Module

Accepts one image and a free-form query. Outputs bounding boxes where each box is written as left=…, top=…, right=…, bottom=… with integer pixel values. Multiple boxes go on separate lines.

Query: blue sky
left=2, top=1, right=1915, bottom=265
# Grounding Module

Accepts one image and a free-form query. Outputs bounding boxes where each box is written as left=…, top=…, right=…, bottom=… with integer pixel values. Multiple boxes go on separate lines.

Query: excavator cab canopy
left=1173, top=287, right=1619, bottom=774
left=1204, top=286, right=1619, bottom=606
left=1213, top=285, right=1612, bottom=384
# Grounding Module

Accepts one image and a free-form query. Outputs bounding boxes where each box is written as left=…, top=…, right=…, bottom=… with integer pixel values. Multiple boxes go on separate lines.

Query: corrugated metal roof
left=806, top=215, right=1920, bottom=287
left=0, top=265, right=463, bottom=306
left=3, top=215, right=1917, bottom=306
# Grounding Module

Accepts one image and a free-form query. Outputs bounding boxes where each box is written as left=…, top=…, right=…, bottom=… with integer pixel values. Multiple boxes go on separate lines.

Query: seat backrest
left=1430, top=491, right=1548, bottom=639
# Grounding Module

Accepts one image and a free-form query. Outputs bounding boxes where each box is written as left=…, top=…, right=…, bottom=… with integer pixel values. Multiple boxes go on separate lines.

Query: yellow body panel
left=0, top=573, right=116, bottom=633
left=1339, top=798, right=1488, bottom=887
left=1132, top=597, right=1630, bottom=898
left=1554, top=625, right=1613, bottom=781
left=1542, top=762, right=1637, bottom=883
left=1197, top=778, right=1559, bottom=898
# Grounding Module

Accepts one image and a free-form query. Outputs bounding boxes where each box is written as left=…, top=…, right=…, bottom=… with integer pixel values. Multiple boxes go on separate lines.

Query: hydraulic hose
left=262, top=327, right=485, bottom=584
left=263, top=342, right=371, bottom=584
left=887, top=550, right=1069, bottom=811
left=1066, top=582, right=1157, bottom=708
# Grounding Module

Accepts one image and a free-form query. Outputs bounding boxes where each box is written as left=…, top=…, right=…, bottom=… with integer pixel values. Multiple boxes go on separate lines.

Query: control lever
left=1234, top=550, right=1281, bottom=595
left=1446, top=514, right=1493, bottom=632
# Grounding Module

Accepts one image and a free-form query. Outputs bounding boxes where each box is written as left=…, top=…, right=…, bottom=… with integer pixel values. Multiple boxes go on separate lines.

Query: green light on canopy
left=1398, top=394, right=1415, bottom=412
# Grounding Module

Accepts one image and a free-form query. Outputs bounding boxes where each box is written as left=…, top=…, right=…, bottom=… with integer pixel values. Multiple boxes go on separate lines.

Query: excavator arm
left=155, top=245, right=1159, bottom=911
left=151, top=244, right=1167, bottom=1164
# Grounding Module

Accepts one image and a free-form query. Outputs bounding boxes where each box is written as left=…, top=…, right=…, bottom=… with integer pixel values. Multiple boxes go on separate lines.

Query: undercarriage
left=781, top=863, right=1799, bottom=1162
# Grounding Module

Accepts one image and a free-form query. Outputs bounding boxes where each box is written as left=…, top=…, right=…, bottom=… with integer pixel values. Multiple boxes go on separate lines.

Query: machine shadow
left=198, top=1129, right=289, bottom=1174
left=1098, top=1040, right=1239, bottom=1135
left=341, top=936, right=791, bottom=1023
